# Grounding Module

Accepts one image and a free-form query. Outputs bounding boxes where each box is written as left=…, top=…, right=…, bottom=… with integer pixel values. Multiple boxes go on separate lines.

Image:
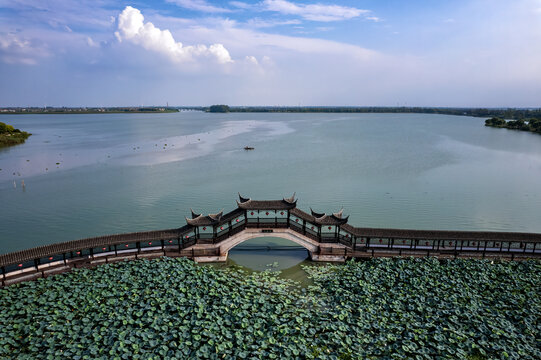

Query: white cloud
left=0, top=33, right=49, bottom=65
left=229, top=1, right=253, bottom=10
left=262, top=0, right=370, bottom=22
left=115, top=6, right=232, bottom=64
left=245, top=55, right=258, bottom=64
left=86, top=36, right=98, bottom=47
left=245, top=17, right=301, bottom=28
left=166, top=0, right=232, bottom=13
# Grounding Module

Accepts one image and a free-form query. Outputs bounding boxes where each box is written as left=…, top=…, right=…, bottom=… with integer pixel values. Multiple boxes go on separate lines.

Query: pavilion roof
left=236, top=193, right=297, bottom=210
left=185, top=210, right=223, bottom=226
left=312, top=209, right=349, bottom=225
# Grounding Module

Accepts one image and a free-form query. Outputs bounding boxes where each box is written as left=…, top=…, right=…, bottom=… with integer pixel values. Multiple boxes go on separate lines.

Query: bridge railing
left=0, top=226, right=201, bottom=286
left=352, top=237, right=539, bottom=259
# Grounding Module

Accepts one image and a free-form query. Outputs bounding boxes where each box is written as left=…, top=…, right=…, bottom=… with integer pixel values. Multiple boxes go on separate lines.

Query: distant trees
left=208, top=105, right=230, bottom=113
left=484, top=117, right=506, bottom=127
left=484, top=117, right=541, bottom=135
left=528, top=118, right=541, bottom=134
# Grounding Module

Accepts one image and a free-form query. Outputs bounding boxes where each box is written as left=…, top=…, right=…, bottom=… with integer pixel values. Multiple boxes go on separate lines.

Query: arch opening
left=228, top=236, right=311, bottom=272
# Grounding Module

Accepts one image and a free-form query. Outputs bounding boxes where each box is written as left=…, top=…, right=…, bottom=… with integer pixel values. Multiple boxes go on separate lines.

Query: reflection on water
left=218, top=237, right=323, bottom=286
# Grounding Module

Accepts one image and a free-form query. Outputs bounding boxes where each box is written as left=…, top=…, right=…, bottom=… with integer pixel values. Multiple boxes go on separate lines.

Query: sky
left=0, top=0, right=540, bottom=107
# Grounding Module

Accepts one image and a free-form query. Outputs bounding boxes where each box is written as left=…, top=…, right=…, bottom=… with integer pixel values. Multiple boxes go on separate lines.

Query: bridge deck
left=1, top=197, right=540, bottom=287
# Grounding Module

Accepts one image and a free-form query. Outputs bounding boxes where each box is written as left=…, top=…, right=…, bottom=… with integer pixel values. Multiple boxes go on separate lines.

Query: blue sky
left=0, top=0, right=540, bottom=107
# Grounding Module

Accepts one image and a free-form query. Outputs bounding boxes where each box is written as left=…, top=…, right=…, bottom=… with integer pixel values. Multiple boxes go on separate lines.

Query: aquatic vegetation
left=0, top=257, right=539, bottom=359
left=0, top=122, right=31, bottom=147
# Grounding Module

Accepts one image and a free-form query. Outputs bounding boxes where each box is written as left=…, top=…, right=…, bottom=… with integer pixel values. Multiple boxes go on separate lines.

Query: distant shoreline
left=203, top=106, right=541, bottom=121
left=0, top=107, right=178, bottom=115
left=1, top=106, right=540, bottom=121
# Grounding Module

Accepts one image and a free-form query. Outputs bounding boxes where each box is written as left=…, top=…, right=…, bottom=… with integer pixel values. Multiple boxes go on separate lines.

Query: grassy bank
left=0, top=257, right=539, bottom=359
left=0, top=122, right=31, bottom=147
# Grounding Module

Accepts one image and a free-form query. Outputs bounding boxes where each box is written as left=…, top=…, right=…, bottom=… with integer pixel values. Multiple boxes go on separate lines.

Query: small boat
left=244, top=146, right=255, bottom=150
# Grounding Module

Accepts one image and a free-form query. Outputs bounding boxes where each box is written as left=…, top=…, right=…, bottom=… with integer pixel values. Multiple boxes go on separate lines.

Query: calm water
left=2, top=112, right=541, bottom=273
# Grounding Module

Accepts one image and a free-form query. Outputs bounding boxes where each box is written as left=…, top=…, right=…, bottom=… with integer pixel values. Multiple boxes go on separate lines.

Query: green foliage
left=485, top=117, right=541, bottom=135
left=527, top=118, right=541, bottom=133
left=216, top=106, right=541, bottom=120
left=484, top=117, right=506, bottom=127
left=0, top=257, right=539, bottom=359
left=0, top=122, right=31, bottom=147
left=208, top=105, right=230, bottom=113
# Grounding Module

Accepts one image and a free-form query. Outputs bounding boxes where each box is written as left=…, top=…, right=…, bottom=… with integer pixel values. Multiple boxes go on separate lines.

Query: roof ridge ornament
left=333, top=208, right=344, bottom=219
left=208, top=209, right=224, bottom=221
left=283, top=192, right=296, bottom=204
left=310, top=208, right=326, bottom=219
left=190, top=208, right=202, bottom=219
left=238, top=193, right=251, bottom=203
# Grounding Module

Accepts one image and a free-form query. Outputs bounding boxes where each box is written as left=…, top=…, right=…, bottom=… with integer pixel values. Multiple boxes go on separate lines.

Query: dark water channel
left=213, top=236, right=319, bottom=286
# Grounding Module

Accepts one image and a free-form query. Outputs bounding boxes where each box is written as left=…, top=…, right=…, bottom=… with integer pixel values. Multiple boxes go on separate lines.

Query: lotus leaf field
left=0, top=257, right=540, bottom=359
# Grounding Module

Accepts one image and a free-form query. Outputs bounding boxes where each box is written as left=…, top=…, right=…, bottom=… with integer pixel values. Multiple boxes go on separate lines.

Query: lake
left=1, top=112, right=541, bottom=272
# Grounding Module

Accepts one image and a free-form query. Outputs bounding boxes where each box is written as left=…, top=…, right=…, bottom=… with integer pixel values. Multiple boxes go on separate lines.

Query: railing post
left=136, top=241, right=141, bottom=254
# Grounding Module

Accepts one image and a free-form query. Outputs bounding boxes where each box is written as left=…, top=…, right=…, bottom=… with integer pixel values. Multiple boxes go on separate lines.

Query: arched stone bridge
left=1, top=194, right=540, bottom=286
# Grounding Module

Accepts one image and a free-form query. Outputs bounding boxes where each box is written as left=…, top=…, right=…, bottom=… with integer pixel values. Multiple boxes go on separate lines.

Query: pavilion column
left=287, top=210, right=290, bottom=228
left=213, top=225, right=217, bottom=244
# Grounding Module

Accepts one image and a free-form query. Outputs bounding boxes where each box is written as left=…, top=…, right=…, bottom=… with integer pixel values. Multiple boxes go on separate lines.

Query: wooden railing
left=2, top=203, right=541, bottom=287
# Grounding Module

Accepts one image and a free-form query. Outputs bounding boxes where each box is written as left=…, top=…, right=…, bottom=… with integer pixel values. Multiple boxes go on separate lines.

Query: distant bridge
left=1, top=194, right=540, bottom=286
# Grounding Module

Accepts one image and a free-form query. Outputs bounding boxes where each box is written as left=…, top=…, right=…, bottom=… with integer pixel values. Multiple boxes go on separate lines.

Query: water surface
left=1, top=112, right=541, bottom=273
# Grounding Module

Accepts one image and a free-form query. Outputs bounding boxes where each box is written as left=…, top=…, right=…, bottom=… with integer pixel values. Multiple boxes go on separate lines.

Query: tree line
left=201, top=106, right=541, bottom=120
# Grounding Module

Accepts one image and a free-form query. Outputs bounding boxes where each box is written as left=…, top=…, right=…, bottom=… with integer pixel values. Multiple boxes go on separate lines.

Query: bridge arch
left=218, top=228, right=320, bottom=256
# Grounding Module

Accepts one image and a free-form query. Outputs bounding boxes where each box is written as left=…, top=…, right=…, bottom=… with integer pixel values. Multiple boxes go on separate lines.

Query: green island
left=485, top=117, right=541, bottom=135
left=0, top=122, right=31, bottom=147
left=1, top=257, right=539, bottom=359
